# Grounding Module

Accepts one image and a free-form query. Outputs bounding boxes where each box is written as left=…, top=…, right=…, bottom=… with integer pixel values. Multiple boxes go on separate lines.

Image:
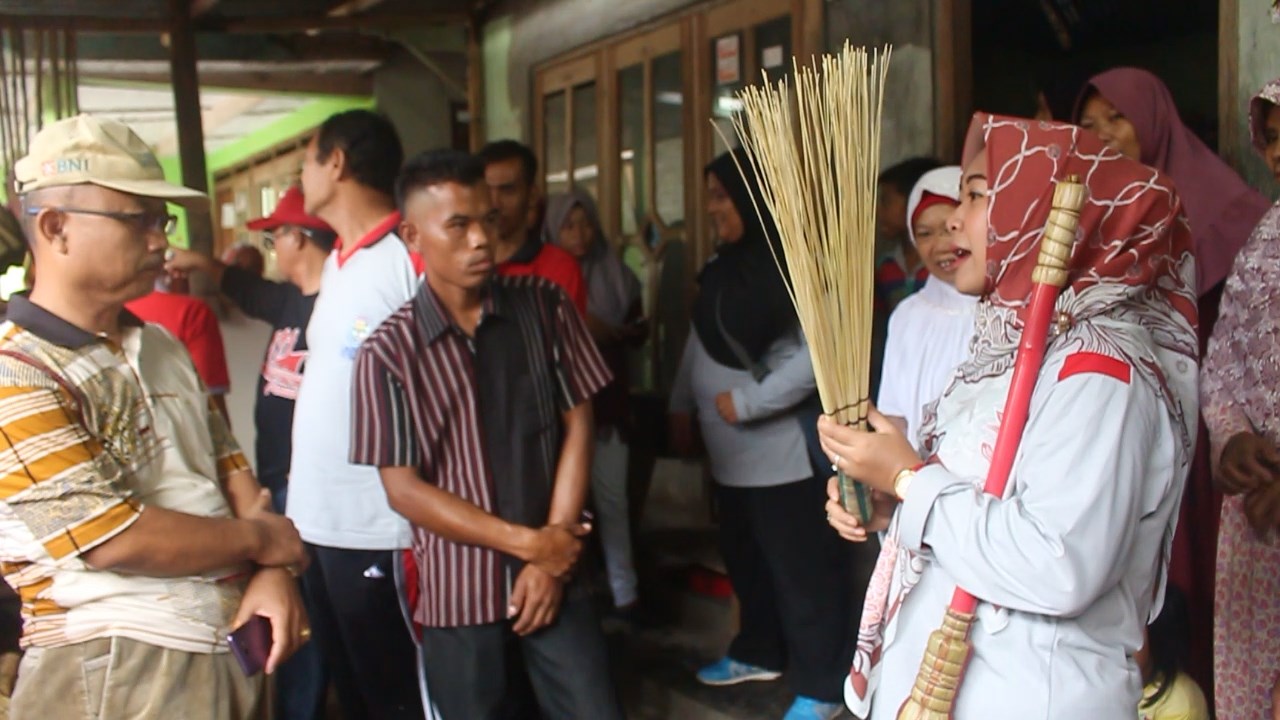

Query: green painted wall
left=205, top=95, right=374, bottom=172
left=1228, top=0, right=1280, bottom=195
left=161, top=95, right=373, bottom=248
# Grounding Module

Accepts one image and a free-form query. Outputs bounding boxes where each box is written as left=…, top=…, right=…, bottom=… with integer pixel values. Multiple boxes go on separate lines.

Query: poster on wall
left=762, top=45, right=784, bottom=70
left=716, top=34, right=741, bottom=85
left=220, top=202, right=237, bottom=229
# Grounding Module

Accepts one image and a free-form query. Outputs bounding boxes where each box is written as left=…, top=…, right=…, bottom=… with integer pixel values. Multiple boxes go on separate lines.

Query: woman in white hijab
left=875, top=166, right=978, bottom=447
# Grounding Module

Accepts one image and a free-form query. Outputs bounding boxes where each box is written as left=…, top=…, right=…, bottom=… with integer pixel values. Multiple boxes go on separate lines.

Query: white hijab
left=876, top=166, right=978, bottom=446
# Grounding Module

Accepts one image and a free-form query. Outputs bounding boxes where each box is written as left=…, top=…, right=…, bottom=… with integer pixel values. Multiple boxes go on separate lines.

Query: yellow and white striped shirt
left=0, top=296, right=250, bottom=653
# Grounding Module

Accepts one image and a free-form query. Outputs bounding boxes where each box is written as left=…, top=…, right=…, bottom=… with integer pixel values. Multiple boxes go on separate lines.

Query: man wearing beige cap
left=0, top=114, right=309, bottom=719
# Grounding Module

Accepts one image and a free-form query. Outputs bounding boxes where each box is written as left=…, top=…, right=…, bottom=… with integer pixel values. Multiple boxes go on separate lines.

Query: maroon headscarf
left=1076, top=68, right=1271, bottom=296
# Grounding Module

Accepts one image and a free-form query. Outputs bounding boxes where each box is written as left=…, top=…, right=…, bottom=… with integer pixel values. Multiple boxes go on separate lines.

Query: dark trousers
left=270, top=490, right=327, bottom=720
left=303, top=544, right=424, bottom=720
left=715, top=476, right=854, bottom=703
left=420, top=589, right=623, bottom=720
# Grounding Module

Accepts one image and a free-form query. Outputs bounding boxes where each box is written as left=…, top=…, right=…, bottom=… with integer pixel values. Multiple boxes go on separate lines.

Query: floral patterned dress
left=1201, top=77, right=1280, bottom=720
left=1202, top=201, right=1280, bottom=719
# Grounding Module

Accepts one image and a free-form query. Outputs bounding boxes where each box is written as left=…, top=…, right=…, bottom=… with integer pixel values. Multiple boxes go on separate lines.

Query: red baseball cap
left=246, top=185, right=333, bottom=233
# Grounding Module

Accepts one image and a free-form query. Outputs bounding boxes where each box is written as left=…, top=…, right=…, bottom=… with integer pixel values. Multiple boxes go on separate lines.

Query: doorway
left=969, top=0, right=1218, bottom=142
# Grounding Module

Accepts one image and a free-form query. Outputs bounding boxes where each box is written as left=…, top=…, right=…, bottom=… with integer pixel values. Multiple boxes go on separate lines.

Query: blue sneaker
left=781, top=696, right=843, bottom=720
left=694, top=657, right=782, bottom=686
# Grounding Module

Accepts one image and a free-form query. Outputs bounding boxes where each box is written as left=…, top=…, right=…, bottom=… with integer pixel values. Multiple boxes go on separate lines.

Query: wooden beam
left=191, top=0, right=220, bottom=16
left=0, top=11, right=466, bottom=34
left=71, top=32, right=395, bottom=64
left=277, top=33, right=396, bottom=63
left=385, top=37, right=467, bottom=99
left=327, top=0, right=387, bottom=18
left=80, top=69, right=375, bottom=96
left=208, top=11, right=469, bottom=34
left=168, top=0, right=213, bottom=255
left=0, top=15, right=163, bottom=31
left=1218, top=0, right=1239, bottom=163
left=1034, top=0, right=1072, bottom=51
left=933, top=0, right=972, bottom=162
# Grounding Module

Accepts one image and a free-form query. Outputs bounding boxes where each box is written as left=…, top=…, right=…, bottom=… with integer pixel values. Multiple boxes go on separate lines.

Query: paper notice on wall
left=716, top=35, right=741, bottom=85
left=762, top=45, right=784, bottom=69
left=220, top=202, right=237, bottom=228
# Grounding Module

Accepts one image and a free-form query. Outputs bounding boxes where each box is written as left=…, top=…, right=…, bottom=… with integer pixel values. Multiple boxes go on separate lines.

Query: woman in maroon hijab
left=1077, top=67, right=1270, bottom=297
left=1077, top=67, right=1273, bottom=703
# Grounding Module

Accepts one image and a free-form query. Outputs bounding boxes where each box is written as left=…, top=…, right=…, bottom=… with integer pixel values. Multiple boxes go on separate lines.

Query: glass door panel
left=618, top=63, right=646, bottom=238
left=571, top=81, right=599, bottom=198
left=652, top=50, right=685, bottom=229
left=543, top=90, right=569, bottom=197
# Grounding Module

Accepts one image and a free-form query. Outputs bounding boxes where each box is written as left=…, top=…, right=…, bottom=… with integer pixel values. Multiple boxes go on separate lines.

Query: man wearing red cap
left=166, top=184, right=334, bottom=720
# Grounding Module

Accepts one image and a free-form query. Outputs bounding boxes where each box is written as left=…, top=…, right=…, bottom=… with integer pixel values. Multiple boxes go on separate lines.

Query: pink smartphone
left=227, top=615, right=272, bottom=676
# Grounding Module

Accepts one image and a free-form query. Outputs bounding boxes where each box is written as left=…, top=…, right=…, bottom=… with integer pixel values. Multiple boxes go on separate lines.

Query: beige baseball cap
left=14, top=114, right=208, bottom=208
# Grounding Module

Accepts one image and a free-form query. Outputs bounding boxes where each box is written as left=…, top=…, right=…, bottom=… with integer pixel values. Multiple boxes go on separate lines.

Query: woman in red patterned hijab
left=821, top=114, right=1199, bottom=719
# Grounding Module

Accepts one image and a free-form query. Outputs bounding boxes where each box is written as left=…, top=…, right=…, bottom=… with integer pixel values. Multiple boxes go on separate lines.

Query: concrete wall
left=1225, top=0, right=1280, bottom=195
left=369, top=25, right=470, bottom=157
left=373, top=48, right=467, bottom=158
left=825, top=0, right=938, bottom=166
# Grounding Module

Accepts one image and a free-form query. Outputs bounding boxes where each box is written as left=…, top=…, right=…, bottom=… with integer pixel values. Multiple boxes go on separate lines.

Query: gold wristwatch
left=893, top=465, right=919, bottom=500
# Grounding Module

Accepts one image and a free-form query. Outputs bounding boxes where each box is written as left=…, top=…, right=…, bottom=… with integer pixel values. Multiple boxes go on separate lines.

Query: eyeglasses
left=25, top=206, right=178, bottom=236
left=262, top=226, right=321, bottom=250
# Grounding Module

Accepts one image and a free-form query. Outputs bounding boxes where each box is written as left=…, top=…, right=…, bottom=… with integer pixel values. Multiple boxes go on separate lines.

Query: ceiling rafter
left=0, top=10, right=466, bottom=33
left=153, top=92, right=260, bottom=155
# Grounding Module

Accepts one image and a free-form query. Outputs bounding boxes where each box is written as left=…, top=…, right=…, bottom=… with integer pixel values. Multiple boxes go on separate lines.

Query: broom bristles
left=721, top=42, right=891, bottom=428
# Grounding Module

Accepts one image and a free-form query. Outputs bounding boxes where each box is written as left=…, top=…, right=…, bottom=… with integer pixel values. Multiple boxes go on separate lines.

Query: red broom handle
left=949, top=174, right=1084, bottom=616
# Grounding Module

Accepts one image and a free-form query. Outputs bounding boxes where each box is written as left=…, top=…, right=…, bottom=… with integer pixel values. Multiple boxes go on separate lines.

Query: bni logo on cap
left=41, top=158, right=90, bottom=177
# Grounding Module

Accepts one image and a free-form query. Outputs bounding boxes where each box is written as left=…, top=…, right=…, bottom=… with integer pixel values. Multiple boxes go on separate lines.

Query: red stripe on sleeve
left=1058, top=352, right=1131, bottom=384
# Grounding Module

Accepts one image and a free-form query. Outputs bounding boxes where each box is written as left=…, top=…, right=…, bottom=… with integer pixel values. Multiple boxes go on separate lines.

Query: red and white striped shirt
left=350, top=275, right=610, bottom=627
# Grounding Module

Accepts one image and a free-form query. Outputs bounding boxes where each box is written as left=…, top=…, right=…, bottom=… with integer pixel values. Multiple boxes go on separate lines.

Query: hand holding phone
left=227, top=615, right=272, bottom=676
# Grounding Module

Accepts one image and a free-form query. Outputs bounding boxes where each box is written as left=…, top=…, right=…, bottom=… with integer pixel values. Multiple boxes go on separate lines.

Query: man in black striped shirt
left=350, top=150, right=622, bottom=719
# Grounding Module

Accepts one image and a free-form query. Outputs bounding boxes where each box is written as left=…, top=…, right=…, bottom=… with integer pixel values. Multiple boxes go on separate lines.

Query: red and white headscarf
left=905, top=165, right=962, bottom=247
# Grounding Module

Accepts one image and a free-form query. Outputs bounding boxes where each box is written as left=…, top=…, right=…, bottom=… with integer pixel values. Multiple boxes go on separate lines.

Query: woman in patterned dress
left=1201, top=77, right=1280, bottom=720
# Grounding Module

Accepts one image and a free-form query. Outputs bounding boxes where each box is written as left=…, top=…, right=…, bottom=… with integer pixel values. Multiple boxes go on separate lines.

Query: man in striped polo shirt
left=350, top=149, right=622, bottom=720
left=0, top=115, right=309, bottom=719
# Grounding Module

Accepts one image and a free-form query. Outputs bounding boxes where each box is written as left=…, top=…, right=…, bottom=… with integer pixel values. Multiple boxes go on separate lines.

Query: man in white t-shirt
left=288, top=109, right=425, bottom=719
